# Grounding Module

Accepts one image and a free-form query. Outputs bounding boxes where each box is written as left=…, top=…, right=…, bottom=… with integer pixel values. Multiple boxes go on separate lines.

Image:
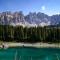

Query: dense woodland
left=0, top=25, right=60, bottom=43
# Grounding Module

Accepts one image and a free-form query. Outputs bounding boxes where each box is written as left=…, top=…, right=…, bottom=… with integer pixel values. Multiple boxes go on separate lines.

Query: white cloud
left=41, top=6, right=45, bottom=10
left=57, top=13, right=60, bottom=15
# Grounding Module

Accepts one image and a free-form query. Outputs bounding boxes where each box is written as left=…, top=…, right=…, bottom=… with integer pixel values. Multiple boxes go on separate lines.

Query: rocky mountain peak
left=0, top=11, right=60, bottom=27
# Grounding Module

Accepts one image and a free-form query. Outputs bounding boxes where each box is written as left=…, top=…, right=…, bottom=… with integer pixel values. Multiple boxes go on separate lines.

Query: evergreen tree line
left=0, top=25, right=60, bottom=43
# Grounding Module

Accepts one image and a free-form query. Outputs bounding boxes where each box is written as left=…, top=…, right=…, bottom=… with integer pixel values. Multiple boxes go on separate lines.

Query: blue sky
left=0, top=0, right=60, bottom=16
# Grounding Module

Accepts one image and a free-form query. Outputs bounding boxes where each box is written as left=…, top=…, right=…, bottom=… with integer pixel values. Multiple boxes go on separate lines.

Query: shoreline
left=1, top=42, right=60, bottom=48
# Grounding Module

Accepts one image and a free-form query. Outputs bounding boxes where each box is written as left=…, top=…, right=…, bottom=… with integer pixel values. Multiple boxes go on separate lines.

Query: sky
left=0, top=0, right=60, bottom=16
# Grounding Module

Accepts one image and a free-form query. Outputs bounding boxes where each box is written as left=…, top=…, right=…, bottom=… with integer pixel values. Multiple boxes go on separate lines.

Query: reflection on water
left=0, top=47, right=60, bottom=60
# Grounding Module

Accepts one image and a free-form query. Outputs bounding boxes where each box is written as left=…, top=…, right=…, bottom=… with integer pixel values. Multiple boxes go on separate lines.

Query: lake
left=0, top=46, right=60, bottom=60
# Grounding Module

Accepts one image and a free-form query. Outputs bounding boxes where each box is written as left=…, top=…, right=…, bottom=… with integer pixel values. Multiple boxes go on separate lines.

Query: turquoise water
left=0, top=46, right=60, bottom=60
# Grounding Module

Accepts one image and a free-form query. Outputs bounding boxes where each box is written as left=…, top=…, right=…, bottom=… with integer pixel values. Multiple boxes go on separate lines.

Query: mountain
left=0, top=11, right=60, bottom=27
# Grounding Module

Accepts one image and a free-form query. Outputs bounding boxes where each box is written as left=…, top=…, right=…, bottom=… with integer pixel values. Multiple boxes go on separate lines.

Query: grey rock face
left=0, top=11, right=60, bottom=26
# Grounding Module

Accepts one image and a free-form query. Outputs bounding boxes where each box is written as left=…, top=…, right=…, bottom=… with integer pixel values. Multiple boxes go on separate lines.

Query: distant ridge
left=0, top=11, right=60, bottom=27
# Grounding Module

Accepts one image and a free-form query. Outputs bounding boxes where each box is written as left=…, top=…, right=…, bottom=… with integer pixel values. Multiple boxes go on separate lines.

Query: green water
left=0, top=46, right=60, bottom=60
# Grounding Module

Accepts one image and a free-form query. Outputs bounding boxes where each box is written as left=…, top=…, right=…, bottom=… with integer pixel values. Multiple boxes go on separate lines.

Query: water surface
left=0, top=46, right=60, bottom=60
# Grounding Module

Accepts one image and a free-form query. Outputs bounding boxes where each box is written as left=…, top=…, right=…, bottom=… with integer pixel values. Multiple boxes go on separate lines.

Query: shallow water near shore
left=0, top=46, right=60, bottom=60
